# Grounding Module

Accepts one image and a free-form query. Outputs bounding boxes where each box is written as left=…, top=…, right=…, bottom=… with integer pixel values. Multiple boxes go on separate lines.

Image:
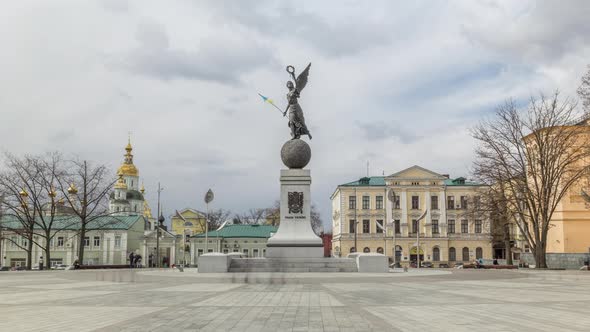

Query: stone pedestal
left=266, top=169, right=324, bottom=258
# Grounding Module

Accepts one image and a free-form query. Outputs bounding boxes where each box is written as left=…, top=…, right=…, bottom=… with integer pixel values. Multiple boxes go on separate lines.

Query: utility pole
left=155, top=183, right=163, bottom=268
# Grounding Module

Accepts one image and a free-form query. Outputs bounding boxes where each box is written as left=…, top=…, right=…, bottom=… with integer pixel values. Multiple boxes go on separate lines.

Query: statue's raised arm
left=285, top=63, right=312, bottom=140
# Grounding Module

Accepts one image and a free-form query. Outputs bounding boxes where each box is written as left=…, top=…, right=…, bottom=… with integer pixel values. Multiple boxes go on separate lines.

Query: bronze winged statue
left=283, top=63, right=312, bottom=140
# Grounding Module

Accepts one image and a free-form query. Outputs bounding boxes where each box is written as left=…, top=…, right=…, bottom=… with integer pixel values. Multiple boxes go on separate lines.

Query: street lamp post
left=155, top=183, right=164, bottom=268
left=387, top=189, right=397, bottom=267
left=414, top=209, right=428, bottom=269
left=204, top=189, right=214, bottom=254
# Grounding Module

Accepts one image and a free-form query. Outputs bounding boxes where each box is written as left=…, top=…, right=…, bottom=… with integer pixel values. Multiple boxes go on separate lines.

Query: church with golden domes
left=109, top=139, right=151, bottom=219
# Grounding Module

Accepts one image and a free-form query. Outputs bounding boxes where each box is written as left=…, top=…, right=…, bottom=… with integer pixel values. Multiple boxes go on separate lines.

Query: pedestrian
left=129, top=252, right=135, bottom=268
left=136, top=255, right=142, bottom=268
left=493, top=258, right=499, bottom=265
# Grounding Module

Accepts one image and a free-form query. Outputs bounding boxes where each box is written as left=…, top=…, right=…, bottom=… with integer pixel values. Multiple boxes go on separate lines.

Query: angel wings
left=287, top=63, right=311, bottom=93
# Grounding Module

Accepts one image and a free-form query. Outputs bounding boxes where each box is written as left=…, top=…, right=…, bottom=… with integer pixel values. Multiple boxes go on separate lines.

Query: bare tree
left=0, top=153, right=74, bottom=269
left=54, top=159, right=116, bottom=265
left=472, top=92, right=589, bottom=268
left=578, top=65, right=590, bottom=113
left=199, top=208, right=232, bottom=232
left=232, top=208, right=266, bottom=225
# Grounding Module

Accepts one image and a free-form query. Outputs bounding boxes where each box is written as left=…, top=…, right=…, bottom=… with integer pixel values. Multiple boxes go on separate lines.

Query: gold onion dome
left=117, top=138, right=139, bottom=176
left=67, top=183, right=78, bottom=195
left=114, top=174, right=128, bottom=189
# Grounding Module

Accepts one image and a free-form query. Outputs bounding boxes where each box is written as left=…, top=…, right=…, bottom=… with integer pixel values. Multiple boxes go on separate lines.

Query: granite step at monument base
left=228, top=257, right=358, bottom=273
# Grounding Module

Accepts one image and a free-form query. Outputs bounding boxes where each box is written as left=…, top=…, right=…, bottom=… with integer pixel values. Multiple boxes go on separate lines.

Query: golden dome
left=143, top=201, right=153, bottom=218
left=114, top=175, right=128, bottom=189
left=117, top=138, right=139, bottom=176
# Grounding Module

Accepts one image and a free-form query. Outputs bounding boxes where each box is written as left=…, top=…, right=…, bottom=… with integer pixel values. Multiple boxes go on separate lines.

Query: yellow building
left=529, top=118, right=590, bottom=254
left=170, top=208, right=207, bottom=237
left=331, top=165, right=492, bottom=267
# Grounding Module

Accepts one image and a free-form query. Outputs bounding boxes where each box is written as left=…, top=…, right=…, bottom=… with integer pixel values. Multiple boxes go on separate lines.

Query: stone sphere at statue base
left=281, top=139, right=311, bottom=169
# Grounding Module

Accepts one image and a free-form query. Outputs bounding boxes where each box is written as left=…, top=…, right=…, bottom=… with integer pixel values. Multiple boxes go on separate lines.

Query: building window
left=21, top=237, right=28, bottom=247
left=462, top=247, right=470, bottom=261
left=448, top=220, right=455, bottom=234
left=114, top=236, right=121, bottom=248
left=243, top=249, right=249, bottom=257
left=363, top=247, right=370, bottom=253
left=476, top=247, right=483, bottom=259
left=197, top=249, right=204, bottom=256
left=376, top=196, right=383, bottom=209
left=411, top=196, right=419, bottom=209
left=411, top=219, right=418, bottom=234
left=93, top=236, right=100, bottom=247
left=349, top=220, right=356, bottom=233
left=208, top=249, right=213, bottom=253
left=431, top=196, right=438, bottom=210
left=253, top=249, right=259, bottom=257
left=524, top=244, right=530, bottom=253
left=394, top=220, right=400, bottom=234
left=449, top=247, right=456, bottom=261
left=57, top=237, right=64, bottom=247
left=411, top=181, right=419, bottom=186
left=116, top=207, right=119, bottom=212
left=376, top=220, right=384, bottom=233
left=83, top=237, right=90, bottom=247
left=432, top=220, right=439, bottom=234
left=460, top=196, right=467, bottom=210
left=461, top=220, right=468, bottom=233
left=433, top=247, right=440, bottom=261
left=350, top=247, right=356, bottom=253
left=394, top=195, right=400, bottom=209
left=362, top=220, right=370, bottom=233
left=134, top=205, right=137, bottom=212
left=475, top=220, right=482, bottom=233
left=447, top=196, right=455, bottom=210
left=349, top=196, right=356, bottom=209
left=10, top=236, right=17, bottom=248
left=223, top=249, right=229, bottom=254
left=362, top=196, right=370, bottom=209
left=474, top=196, right=481, bottom=210
left=377, top=247, right=384, bottom=254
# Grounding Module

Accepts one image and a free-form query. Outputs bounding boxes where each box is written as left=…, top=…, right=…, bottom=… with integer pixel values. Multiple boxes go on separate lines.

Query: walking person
left=129, top=252, right=135, bottom=268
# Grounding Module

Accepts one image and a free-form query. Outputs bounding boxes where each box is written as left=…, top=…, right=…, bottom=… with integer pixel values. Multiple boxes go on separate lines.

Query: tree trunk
left=78, top=224, right=86, bottom=264
left=534, top=246, right=548, bottom=268
left=505, top=239, right=513, bottom=265
left=26, top=235, right=33, bottom=270
left=44, top=231, right=51, bottom=270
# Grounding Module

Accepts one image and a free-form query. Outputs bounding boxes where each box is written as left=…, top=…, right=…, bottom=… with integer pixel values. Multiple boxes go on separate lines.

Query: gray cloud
left=202, top=0, right=393, bottom=57
left=113, top=19, right=277, bottom=84
left=356, top=122, right=422, bottom=144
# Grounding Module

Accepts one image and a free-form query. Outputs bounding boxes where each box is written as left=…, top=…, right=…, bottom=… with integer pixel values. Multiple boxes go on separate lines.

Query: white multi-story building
left=331, top=165, right=493, bottom=267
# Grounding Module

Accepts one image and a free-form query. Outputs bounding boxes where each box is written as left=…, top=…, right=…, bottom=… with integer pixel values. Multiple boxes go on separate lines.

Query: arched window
left=476, top=247, right=483, bottom=260
left=134, top=205, right=137, bottom=212
left=131, top=180, right=134, bottom=187
left=350, top=247, right=356, bottom=253
left=377, top=247, right=384, bottom=254
left=363, top=247, right=370, bottom=253
left=462, top=247, right=470, bottom=261
left=449, top=247, right=456, bottom=261
left=432, top=247, right=440, bottom=261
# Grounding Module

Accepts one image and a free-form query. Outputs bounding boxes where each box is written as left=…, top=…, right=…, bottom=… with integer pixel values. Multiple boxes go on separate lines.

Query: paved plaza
left=0, top=269, right=589, bottom=331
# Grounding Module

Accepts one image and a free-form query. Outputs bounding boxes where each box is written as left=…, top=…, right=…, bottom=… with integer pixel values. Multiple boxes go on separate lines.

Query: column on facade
left=439, top=192, right=447, bottom=236
left=400, top=189, right=408, bottom=237
left=425, top=189, right=431, bottom=237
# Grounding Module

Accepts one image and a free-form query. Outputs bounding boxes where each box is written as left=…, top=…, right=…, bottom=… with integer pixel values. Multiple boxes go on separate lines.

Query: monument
left=265, top=64, right=324, bottom=257
left=197, top=63, right=387, bottom=272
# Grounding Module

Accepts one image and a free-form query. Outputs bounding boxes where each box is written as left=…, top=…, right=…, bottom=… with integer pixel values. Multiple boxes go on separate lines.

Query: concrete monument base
left=265, top=168, right=323, bottom=258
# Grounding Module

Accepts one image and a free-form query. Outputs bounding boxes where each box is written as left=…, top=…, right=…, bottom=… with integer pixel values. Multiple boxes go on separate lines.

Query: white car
left=54, top=264, right=68, bottom=270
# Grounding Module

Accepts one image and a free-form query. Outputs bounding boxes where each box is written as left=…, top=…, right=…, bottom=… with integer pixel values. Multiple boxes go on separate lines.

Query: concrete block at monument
left=356, top=253, right=389, bottom=273
left=266, top=168, right=323, bottom=258
left=198, top=253, right=230, bottom=273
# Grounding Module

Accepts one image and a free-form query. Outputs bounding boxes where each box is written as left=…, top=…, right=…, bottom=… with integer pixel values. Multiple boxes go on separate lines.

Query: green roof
left=0, top=214, right=144, bottom=231
left=340, top=176, right=386, bottom=187
left=194, top=224, right=278, bottom=239
left=444, top=177, right=482, bottom=186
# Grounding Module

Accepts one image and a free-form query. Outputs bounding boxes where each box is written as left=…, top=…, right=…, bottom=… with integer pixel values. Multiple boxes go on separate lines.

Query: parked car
left=0, top=266, right=11, bottom=272
left=32, top=265, right=40, bottom=270
left=54, top=264, right=68, bottom=270
left=11, top=266, right=26, bottom=271
left=438, top=263, right=450, bottom=268
left=421, top=261, right=433, bottom=268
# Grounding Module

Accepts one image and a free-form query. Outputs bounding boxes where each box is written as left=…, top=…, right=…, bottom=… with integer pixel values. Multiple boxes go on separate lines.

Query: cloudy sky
left=1, top=0, right=589, bottom=229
